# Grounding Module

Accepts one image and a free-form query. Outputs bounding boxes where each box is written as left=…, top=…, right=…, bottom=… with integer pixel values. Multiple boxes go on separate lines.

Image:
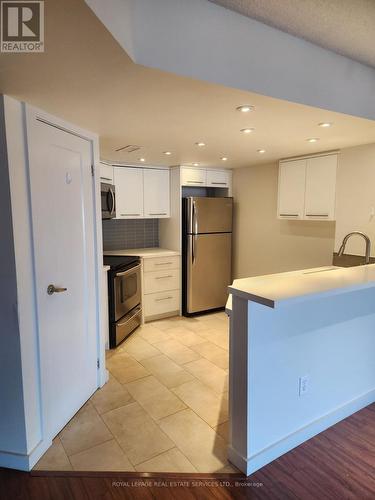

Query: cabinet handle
left=211, top=182, right=227, bottom=185
left=187, top=181, right=204, bottom=184
left=149, top=212, right=167, bottom=216
left=155, top=296, right=173, bottom=301
left=279, top=214, right=299, bottom=217
left=101, top=177, right=112, bottom=181
left=305, top=214, right=329, bottom=217
left=155, top=262, right=172, bottom=266
left=155, top=275, right=173, bottom=279
left=121, top=213, right=141, bottom=216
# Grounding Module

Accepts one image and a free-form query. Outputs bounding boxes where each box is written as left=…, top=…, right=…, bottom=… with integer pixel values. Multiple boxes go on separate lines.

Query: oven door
left=114, top=264, right=141, bottom=321
left=101, top=183, right=116, bottom=219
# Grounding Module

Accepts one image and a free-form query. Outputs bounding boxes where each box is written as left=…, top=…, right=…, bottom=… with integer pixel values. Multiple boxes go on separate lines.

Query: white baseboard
left=0, top=438, right=52, bottom=471
left=229, top=389, right=375, bottom=476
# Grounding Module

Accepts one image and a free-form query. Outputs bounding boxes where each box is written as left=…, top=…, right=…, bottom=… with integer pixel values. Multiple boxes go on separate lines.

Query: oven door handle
left=115, top=264, right=141, bottom=277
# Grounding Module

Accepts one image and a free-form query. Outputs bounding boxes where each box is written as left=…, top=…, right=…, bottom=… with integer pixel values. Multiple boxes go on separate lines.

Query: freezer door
left=186, top=197, right=233, bottom=234
left=187, top=232, right=232, bottom=313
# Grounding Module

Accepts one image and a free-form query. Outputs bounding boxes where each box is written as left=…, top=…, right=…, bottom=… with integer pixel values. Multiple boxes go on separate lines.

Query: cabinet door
left=277, top=160, right=306, bottom=219
left=143, top=169, right=170, bottom=218
left=114, top=167, right=144, bottom=218
left=181, top=167, right=207, bottom=186
left=206, top=169, right=231, bottom=187
left=304, top=155, right=337, bottom=221
left=100, top=163, right=113, bottom=183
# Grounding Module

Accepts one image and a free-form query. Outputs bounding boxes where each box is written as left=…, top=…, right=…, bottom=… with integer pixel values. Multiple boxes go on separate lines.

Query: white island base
left=227, top=265, right=375, bottom=475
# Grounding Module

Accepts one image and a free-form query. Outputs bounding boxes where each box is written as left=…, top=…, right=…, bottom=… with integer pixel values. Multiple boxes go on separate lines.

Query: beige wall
left=232, top=162, right=336, bottom=279
left=335, top=143, right=375, bottom=256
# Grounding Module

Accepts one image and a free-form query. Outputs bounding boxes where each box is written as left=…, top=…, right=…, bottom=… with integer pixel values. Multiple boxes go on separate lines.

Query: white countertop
left=228, top=264, right=375, bottom=309
left=103, top=248, right=180, bottom=259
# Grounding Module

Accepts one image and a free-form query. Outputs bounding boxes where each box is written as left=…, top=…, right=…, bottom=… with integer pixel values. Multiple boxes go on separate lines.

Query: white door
left=144, top=169, right=170, bottom=218
left=277, top=160, right=306, bottom=219
left=114, top=167, right=144, bottom=218
left=27, top=119, right=98, bottom=439
left=304, top=155, right=337, bottom=221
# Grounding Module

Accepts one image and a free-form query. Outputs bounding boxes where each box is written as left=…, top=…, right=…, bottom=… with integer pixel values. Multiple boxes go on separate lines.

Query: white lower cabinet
left=144, top=290, right=180, bottom=318
left=142, top=256, right=180, bottom=321
left=144, top=269, right=179, bottom=294
left=143, top=255, right=180, bottom=273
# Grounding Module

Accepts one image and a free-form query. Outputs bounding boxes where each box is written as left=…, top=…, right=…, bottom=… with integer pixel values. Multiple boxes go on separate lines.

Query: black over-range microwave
left=101, top=182, right=116, bottom=219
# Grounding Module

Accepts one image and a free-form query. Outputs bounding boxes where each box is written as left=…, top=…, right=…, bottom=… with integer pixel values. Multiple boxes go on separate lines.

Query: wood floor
left=1, top=402, right=374, bottom=499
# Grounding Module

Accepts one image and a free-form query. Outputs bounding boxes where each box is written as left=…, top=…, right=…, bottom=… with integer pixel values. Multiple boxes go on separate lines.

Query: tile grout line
left=109, top=349, right=230, bottom=458
left=87, top=393, right=137, bottom=471
left=116, top=329, right=229, bottom=427
left=90, top=314, right=229, bottom=472
left=134, top=446, right=198, bottom=474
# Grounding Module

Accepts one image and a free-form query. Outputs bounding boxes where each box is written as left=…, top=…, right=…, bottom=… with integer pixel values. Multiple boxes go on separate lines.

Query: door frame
left=24, top=104, right=107, bottom=464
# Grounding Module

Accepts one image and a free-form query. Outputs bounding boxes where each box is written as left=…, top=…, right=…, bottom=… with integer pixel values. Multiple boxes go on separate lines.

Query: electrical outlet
left=299, top=375, right=310, bottom=396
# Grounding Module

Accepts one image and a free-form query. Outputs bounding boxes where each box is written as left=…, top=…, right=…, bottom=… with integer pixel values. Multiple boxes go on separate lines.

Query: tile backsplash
left=102, top=219, right=159, bottom=250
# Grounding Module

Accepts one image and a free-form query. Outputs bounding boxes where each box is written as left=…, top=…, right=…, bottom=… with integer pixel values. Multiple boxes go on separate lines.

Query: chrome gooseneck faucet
left=337, top=231, right=371, bottom=265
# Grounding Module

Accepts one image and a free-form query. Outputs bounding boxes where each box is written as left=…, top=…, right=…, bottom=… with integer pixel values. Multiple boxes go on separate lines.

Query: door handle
left=108, top=188, right=115, bottom=215
left=192, top=200, right=198, bottom=234
left=192, top=235, right=198, bottom=265
left=47, top=284, right=67, bottom=295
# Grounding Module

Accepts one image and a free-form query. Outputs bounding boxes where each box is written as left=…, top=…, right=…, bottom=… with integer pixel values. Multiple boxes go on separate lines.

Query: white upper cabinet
left=180, top=166, right=232, bottom=190
left=113, top=166, right=170, bottom=219
left=206, top=169, right=231, bottom=188
left=277, top=159, right=306, bottom=219
left=143, top=168, right=170, bottom=218
left=99, top=162, right=114, bottom=183
left=277, top=154, right=338, bottom=221
left=181, top=167, right=207, bottom=186
left=304, top=155, right=337, bottom=221
left=114, top=167, right=144, bottom=219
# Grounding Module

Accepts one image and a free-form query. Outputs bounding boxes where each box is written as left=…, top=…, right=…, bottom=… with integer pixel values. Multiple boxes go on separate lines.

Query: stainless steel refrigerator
left=182, top=197, right=233, bottom=315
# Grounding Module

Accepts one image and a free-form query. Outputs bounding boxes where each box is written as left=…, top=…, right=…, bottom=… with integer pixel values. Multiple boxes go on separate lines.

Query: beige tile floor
left=33, top=311, right=237, bottom=473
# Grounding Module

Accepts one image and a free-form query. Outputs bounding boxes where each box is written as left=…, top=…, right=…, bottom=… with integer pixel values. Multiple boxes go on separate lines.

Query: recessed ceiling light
left=193, top=162, right=200, bottom=166
left=257, top=149, right=266, bottom=154
left=306, top=138, right=319, bottom=143
left=240, top=128, right=254, bottom=134
left=236, top=105, right=254, bottom=113
left=319, top=122, right=333, bottom=128
left=221, top=157, right=228, bottom=161
left=195, top=142, right=206, bottom=147
left=139, top=158, right=146, bottom=162
left=163, top=151, right=172, bottom=155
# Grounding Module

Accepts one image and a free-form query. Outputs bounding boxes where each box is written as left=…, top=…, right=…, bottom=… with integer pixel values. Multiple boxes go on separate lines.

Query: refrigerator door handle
left=192, top=200, right=198, bottom=234
left=191, top=234, right=195, bottom=264
left=190, top=234, right=198, bottom=265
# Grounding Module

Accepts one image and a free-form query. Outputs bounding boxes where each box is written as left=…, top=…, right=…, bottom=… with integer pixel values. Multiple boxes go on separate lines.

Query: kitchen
left=1, top=0, right=375, bottom=494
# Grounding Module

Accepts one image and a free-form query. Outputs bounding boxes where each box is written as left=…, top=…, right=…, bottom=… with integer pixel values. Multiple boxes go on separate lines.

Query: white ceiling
left=1, top=0, right=375, bottom=169
left=209, top=0, right=375, bottom=68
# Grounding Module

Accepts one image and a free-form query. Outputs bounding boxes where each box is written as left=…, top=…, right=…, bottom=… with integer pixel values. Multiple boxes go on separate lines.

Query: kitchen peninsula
left=227, top=265, right=375, bottom=475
